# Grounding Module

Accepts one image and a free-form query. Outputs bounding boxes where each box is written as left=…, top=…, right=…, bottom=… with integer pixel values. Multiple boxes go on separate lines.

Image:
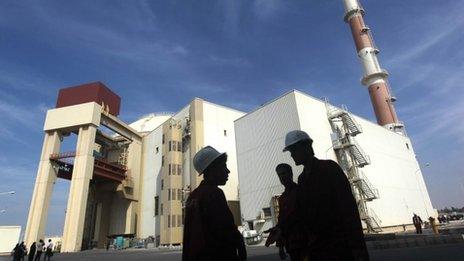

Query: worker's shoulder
left=318, top=159, right=342, bottom=171
left=318, top=159, right=346, bottom=179
left=190, top=184, right=224, bottom=200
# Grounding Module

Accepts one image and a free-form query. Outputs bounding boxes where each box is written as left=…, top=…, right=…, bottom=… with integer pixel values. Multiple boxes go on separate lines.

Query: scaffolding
left=325, top=100, right=382, bottom=233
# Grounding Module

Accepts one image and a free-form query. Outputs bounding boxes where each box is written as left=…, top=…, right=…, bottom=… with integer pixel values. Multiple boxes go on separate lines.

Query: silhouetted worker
left=182, top=146, right=247, bottom=261
left=34, top=240, right=44, bottom=261
left=412, top=214, right=423, bottom=234
left=265, top=163, right=306, bottom=260
left=13, top=243, right=24, bottom=261
left=283, top=130, right=369, bottom=261
left=28, top=242, right=36, bottom=261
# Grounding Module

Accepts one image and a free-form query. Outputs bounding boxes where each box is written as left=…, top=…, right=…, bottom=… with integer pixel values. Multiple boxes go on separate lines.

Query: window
left=178, top=215, right=182, bottom=227
left=168, top=189, right=171, bottom=200
left=177, top=141, right=182, bottom=152
left=177, top=165, right=182, bottom=175
left=161, top=179, right=164, bottom=190
left=178, top=189, right=182, bottom=201
left=156, top=147, right=159, bottom=153
left=172, top=215, right=176, bottom=228
left=262, top=207, right=272, bottom=218
left=160, top=204, right=163, bottom=215
left=168, top=215, right=171, bottom=228
left=172, top=189, right=176, bottom=200
left=154, top=196, right=159, bottom=216
left=169, top=141, right=172, bottom=151
left=162, top=134, right=165, bottom=144
left=172, top=164, right=177, bottom=175
left=162, top=156, right=164, bottom=166
left=169, top=164, right=172, bottom=175
left=406, top=143, right=410, bottom=150
left=224, top=130, right=227, bottom=136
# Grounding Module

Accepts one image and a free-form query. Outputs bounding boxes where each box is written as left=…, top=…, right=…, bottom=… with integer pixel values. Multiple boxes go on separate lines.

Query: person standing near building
left=12, top=243, right=24, bottom=261
left=34, top=240, right=44, bottom=261
left=412, top=214, right=423, bottom=234
left=44, top=239, right=53, bottom=261
left=283, top=130, right=369, bottom=261
left=28, top=242, right=36, bottom=261
left=265, top=163, right=306, bottom=260
left=429, top=216, right=439, bottom=235
left=182, top=146, right=247, bottom=261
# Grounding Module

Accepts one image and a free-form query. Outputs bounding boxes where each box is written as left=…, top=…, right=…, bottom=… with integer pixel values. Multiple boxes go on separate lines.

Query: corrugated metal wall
left=235, top=92, right=301, bottom=222
left=235, top=90, right=435, bottom=228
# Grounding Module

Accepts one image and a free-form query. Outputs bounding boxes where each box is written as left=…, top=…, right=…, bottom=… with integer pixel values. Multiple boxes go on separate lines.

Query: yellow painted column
left=61, top=125, right=97, bottom=252
left=189, top=99, right=204, bottom=190
left=24, top=131, right=61, bottom=248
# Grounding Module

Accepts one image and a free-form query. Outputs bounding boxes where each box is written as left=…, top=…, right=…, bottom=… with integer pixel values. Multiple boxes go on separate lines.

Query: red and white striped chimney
left=342, top=0, right=404, bottom=133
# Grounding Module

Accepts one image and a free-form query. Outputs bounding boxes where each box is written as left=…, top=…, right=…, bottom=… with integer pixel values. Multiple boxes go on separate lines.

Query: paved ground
left=2, top=243, right=463, bottom=261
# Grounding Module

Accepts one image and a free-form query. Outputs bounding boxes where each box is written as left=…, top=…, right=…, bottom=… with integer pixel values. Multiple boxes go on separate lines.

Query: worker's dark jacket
left=277, top=182, right=306, bottom=253
left=182, top=180, right=244, bottom=261
left=412, top=216, right=422, bottom=226
left=297, top=157, right=369, bottom=261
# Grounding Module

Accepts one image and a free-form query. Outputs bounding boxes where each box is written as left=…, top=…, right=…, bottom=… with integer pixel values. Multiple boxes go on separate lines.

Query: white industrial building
left=133, top=98, right=245, bottom=245
left=25, top=84, right=437, bottom=252
left=235, top=90, right=435, bottom=233
left=0, top=226, right=21, bottom=254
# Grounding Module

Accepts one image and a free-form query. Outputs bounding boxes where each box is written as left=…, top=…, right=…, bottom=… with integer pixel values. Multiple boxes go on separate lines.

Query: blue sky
left=0, top=0, right=463, bottom=236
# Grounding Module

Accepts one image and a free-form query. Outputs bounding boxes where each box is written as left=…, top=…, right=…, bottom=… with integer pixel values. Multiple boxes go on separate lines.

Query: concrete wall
left=138, top=126, right=164, bottom=238
left=202, top=101, right=245, bottom=201
left=44, top=102, right=101, bottom=131
left=294, top=92, right=338, bottom=162
left=353, top=116, right=436, bottom=226
left=0, top=226, right=21, bottom=254
left=130, top=114, right=172, bottom=134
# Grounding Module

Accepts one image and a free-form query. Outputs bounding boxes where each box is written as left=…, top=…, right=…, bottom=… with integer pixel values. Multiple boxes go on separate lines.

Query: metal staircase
left=347, top=137, right=370, bottom=167
left=328, top=105, right=363, bottom=136
left=360, top=208, right=382, bottom=233
left=325, top=99, right=382, bottom=233
left=351, top=170, right=379, bottom=201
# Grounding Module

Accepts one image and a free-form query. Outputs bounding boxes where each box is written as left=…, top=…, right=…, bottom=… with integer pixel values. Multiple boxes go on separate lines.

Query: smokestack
left=342, top=0, right=404, bottom=133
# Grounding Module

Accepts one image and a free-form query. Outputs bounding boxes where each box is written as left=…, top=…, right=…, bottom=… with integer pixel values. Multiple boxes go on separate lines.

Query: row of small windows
left=156, top=140, right=182, bottom=154
left=167, top=214, right=184, bottom=228
left=168, top=141, right=182, bottom=152
left=167, top=188, right=183, bottom=201
left=169, top=164, right=182, bottom=175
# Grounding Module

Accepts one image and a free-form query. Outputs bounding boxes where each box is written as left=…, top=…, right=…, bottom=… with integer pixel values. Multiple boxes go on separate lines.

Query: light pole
left=0, top=191, right=15, bottom=196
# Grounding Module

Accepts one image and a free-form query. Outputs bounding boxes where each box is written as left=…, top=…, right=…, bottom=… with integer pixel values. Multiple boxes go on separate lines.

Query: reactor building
left=23, top=0, right=436, bottom=252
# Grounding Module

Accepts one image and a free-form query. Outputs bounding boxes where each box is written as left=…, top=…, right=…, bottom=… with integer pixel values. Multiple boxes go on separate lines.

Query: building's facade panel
left=138, top=126, right=163, bottom=238
left=353, top=117, right=435, bottom=226
left=202, top=101, right=245, bottom=201
left=235, top=92, right=301, bottom=230
left=294, top=92, right=339, bottom=161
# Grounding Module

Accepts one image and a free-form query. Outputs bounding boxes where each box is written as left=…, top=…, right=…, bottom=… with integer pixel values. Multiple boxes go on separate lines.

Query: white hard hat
left=283, top=130, right=313, bottom=152
left=193, top=146, right=227, bottom=174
